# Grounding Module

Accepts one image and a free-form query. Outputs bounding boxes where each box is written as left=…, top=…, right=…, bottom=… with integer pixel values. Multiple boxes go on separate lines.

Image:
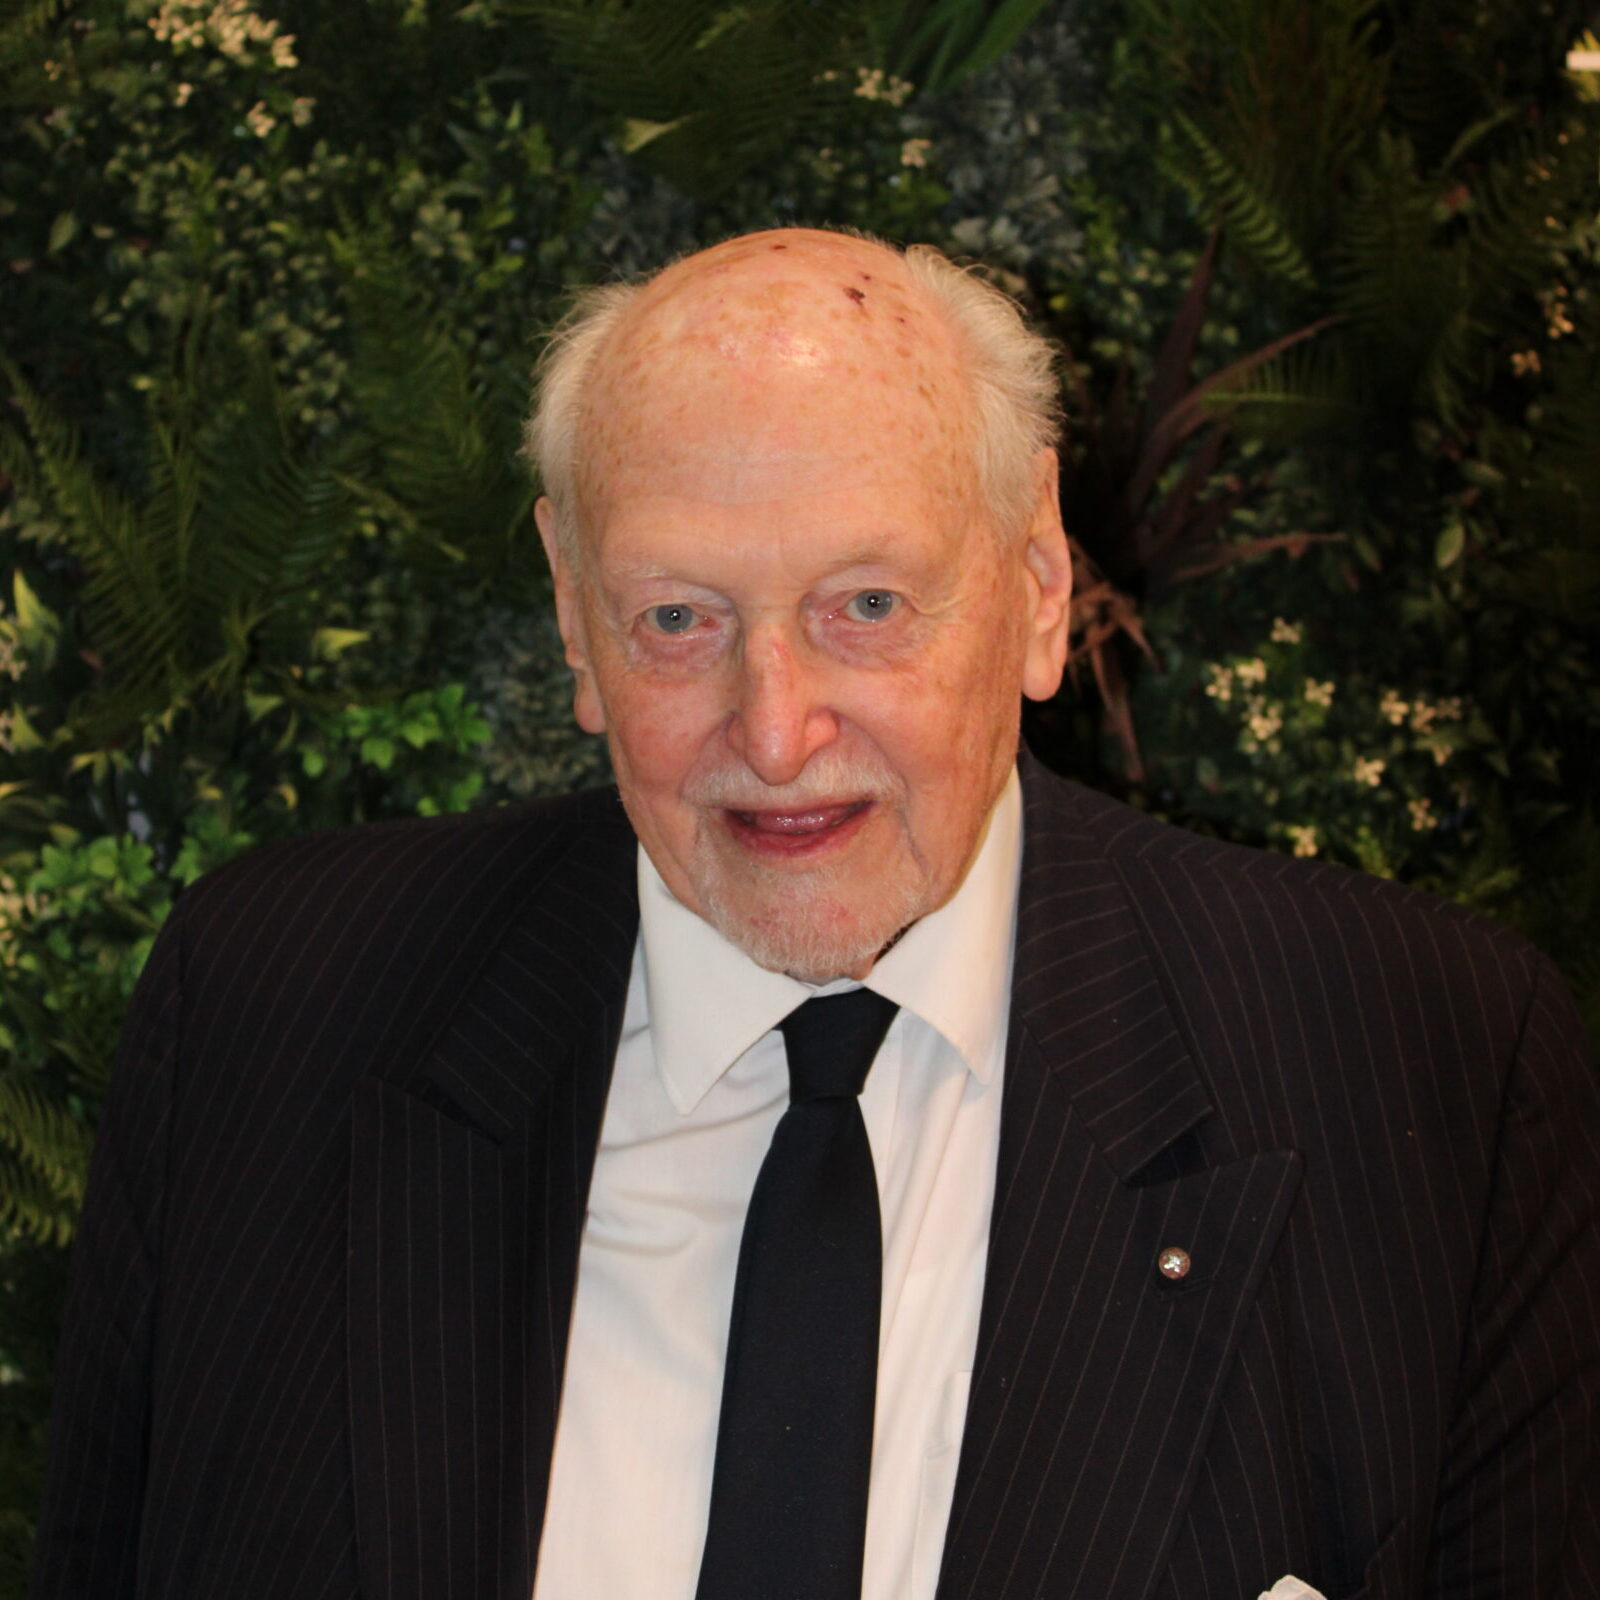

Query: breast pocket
left=913, top=1370, right=973, bottom=1597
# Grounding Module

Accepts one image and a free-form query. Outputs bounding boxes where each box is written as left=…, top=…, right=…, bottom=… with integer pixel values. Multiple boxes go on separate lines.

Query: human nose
left=725, top=625, right=839, bottom=787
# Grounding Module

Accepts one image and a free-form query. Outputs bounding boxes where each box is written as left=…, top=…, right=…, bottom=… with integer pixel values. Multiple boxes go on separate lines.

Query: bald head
left=608, top=227, right=948, bottom=360
left=525, top=227, right=1060, bottom=562
left=576, top=232, right=975, bottom=545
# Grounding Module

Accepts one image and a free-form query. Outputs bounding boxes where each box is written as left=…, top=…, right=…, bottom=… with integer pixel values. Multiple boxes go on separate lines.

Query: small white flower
left=1379, top=688, right=1409, bottom=725
left=1245, top=701, right=1283, bottom=744
left=853, top=65, right=912, bottom=105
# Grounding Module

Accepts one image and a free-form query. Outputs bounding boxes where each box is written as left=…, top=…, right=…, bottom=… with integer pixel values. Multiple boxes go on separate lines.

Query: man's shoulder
left=192, top=785, right=627, bottom=897
left=1023, top=759, right=1544, bottom=994
left=129, top=786, right=640, bottom=1106
left=172, top=785, right=637, bottom=980
left=1018, top=763, right=1588, bottom=1143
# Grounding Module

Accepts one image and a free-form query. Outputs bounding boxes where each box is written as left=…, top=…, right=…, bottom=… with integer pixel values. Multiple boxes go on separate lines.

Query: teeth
left=766, top=811, right=831, bottom=833
left=735, top=803, right=862, bottom=834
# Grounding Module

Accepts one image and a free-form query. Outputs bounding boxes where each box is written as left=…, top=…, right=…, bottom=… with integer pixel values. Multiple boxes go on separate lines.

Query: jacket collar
left=345, top=766, right=1300, bottom=1600
left=347, top=789, right=639, bottom=1600
left=1008, top=755, right=1218, bottom=1177
left=935, top=756, right=1301, bottom=1599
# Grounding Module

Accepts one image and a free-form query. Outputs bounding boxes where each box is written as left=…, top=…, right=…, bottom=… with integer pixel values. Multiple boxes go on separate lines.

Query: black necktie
left=695, top=986, right=901, bottom=1600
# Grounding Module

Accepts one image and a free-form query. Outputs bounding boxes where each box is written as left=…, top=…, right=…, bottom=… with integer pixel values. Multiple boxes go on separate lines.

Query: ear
left=536, top=496, right=607, bottom=735
left=1018, top=449, right=1073, bottom=703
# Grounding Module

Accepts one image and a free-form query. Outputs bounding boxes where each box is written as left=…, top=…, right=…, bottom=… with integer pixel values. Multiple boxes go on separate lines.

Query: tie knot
left=778, top=988, right=899, bottom=1103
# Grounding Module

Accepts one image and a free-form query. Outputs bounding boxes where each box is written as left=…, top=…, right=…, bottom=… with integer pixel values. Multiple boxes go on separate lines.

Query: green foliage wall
left=1, top=0, right=1596, bottom=1585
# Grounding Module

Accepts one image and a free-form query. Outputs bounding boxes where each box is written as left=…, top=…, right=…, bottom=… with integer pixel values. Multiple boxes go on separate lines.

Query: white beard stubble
left=683, top=751, right=936, bottom=983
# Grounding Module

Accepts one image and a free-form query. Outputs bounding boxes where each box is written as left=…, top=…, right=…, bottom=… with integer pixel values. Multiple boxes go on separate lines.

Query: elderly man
left=34, top=229, right=1599, bottom=1600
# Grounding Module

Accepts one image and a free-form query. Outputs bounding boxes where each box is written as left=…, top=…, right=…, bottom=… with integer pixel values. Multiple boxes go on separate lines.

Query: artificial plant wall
left=1, top=1, right=1596, bottom=1586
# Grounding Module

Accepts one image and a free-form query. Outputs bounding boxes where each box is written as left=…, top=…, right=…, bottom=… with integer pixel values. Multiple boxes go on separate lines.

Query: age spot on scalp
left=843, top=285, right=867, bottom=306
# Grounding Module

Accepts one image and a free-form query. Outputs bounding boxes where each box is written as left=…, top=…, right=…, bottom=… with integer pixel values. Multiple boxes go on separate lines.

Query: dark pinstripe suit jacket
left=33, top=760, right=1600, bottom=1600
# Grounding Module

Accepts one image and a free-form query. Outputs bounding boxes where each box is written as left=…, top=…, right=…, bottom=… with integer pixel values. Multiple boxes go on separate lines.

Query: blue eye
left=647, top=604, right=699, bottom=634
left=844, top=590, right=898, bottom=622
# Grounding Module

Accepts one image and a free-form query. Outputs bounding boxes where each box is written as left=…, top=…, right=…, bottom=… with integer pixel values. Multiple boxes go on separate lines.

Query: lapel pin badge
left=1157, top=1246, right=1191, bottom=1280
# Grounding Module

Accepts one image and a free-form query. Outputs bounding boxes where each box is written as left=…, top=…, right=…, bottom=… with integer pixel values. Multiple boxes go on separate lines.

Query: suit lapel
left=345, top=769, right=1304, bottom=1600
left=937, top=765, right=1302, bottom=1600
left=347, top=795, right=639, bottom=1600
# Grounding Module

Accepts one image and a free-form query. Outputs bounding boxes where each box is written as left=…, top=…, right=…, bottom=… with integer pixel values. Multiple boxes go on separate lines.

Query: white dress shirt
left=532, top=770, right=1022, bottom=1600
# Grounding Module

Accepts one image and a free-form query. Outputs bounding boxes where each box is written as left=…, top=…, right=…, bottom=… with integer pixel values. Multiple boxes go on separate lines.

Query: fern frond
left=1134, top=0, right=1387, bottom=268
left=489, top=0, right=880, bottom=190
left=1330, top=129, right=1475, bottom=424
left=1170, top=111, right=1315, bottom=287
left=6, top=341, right=361, bottom=729
left=1201, top=336, right=1363, bottom=443
left=0, top=1079, right=92, bottom=1245
left=0, top=1152, right=77, bottom=1245
left=336, top=235, right=539, bottom=590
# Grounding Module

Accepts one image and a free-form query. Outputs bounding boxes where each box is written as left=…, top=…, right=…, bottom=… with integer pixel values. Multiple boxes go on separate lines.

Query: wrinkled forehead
left=577, top=236, right=975, bottom=507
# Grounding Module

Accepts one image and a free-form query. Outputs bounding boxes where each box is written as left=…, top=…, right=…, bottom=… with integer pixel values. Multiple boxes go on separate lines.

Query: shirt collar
left=638, top=768, right=1023, bottom=1114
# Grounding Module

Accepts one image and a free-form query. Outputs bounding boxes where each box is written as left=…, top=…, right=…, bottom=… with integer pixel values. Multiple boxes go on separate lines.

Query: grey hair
left=899, top=242, right=1061, bottom=541
left=521, top=234, right=1060, bottom=560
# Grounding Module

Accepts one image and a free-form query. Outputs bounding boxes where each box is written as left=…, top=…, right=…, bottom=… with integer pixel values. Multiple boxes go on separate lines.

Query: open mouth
left=723, top=799, right=872, bottom=855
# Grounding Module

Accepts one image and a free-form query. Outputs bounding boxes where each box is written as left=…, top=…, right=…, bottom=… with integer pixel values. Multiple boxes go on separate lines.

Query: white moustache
left=685, top=754, right=901, bottom=812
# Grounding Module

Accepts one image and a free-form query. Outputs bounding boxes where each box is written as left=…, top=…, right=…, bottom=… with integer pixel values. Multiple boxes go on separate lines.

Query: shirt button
left=1157, top=1246, right=1191, bottom=1281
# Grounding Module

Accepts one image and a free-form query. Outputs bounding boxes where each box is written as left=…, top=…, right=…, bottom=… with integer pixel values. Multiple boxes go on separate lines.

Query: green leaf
left=244, top=690, right=285, bottom=720
left=12, top=569, right=58, bottom=642
left=310, top=627, right=370, bottom=661
left=360, top=736, right=396, bottom=769
left=1435, top=522, right=1465, bottom=568
left=9, top=705, right=46, bottom=751
left=301, top=748, right=327, bottom=778
left=959, top=0, right=1056, bottom=86
left=47, top=212, right=78, bottom=254
left=620, top=116, right=685, bottom=153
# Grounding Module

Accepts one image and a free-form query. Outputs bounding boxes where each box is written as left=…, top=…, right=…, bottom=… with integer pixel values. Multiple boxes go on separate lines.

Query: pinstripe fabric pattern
left=32, top=760, right=1600, bottom=1599
left=937, top=767, right=1600, bottom=1600
left=33, top=790, right=638, bottom=1600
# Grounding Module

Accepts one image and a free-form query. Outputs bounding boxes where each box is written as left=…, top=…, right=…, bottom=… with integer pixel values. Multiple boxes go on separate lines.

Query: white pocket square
left=1258, top=1580, right=1327, bottom=1600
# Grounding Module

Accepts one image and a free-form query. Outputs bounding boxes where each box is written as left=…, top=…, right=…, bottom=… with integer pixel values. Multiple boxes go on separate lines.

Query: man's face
left=538, top=235, right=1071, bottom=981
